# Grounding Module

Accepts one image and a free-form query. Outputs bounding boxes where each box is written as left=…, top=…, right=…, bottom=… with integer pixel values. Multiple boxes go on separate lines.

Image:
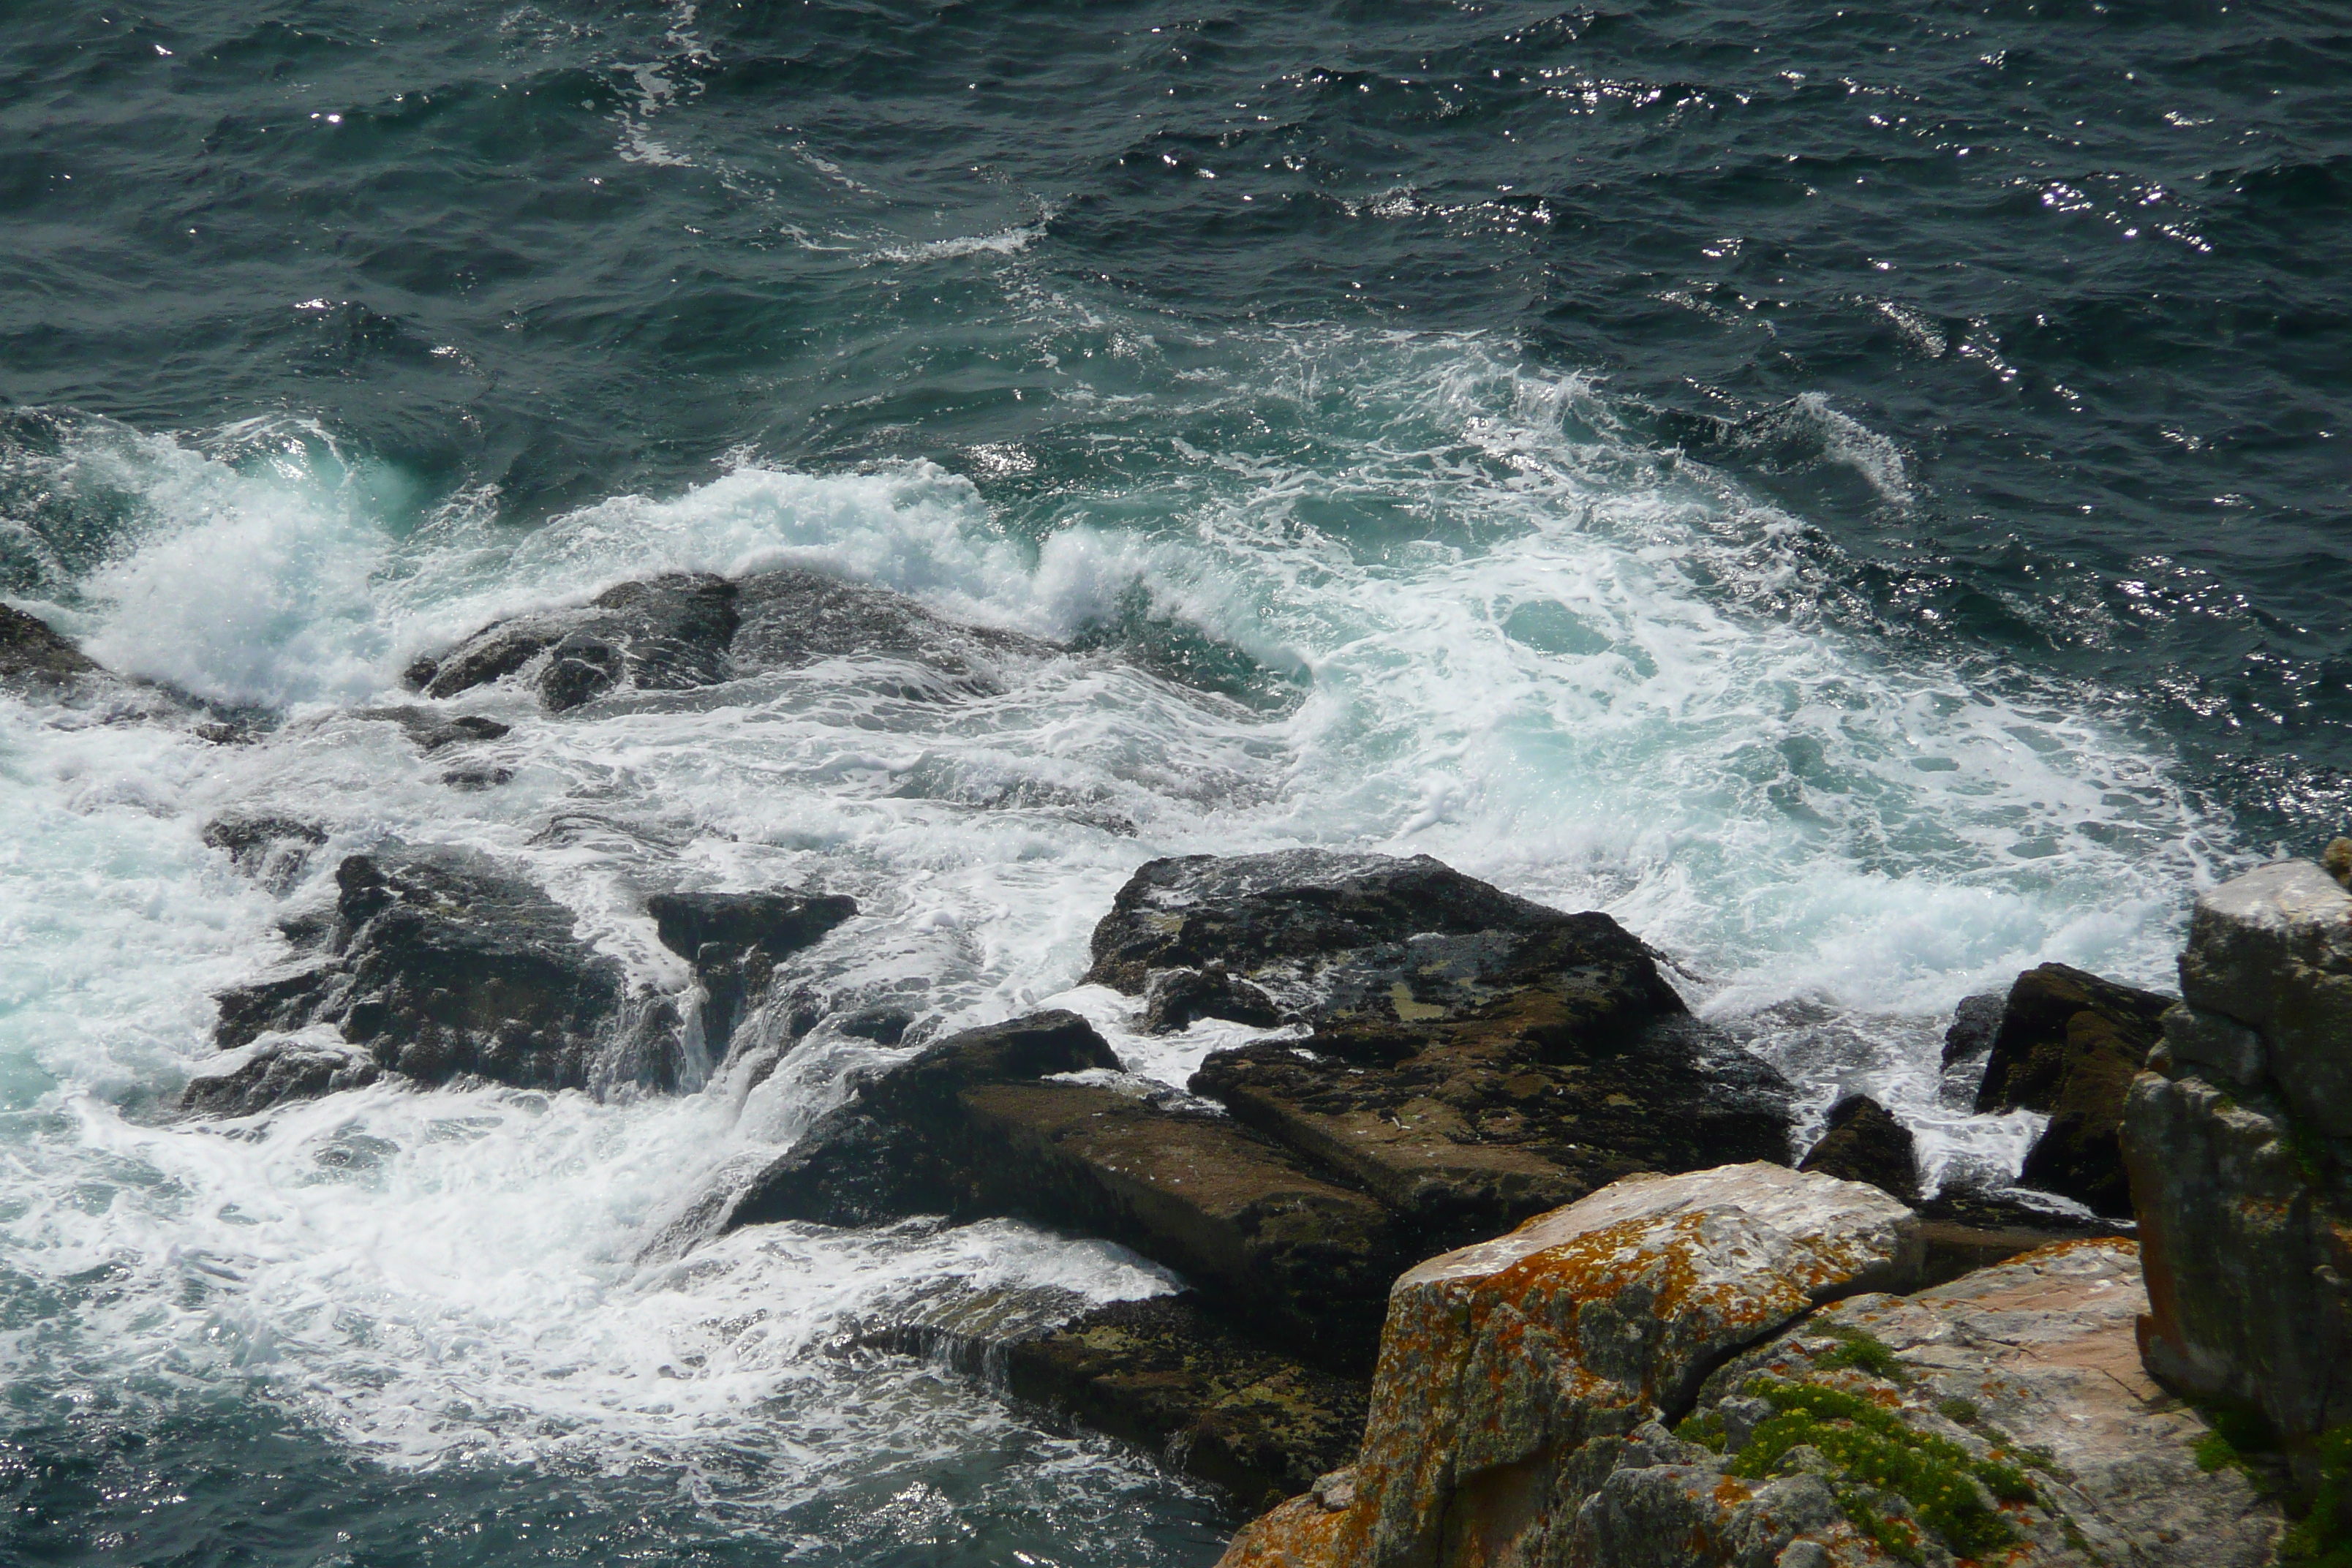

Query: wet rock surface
left=404, top=565, right=1059, bottom=713
left=189, top=849, right=652, bottom=1112
left=1907, top=1188, right=2130, bottom=1289
left=2124, top=859, right=2352, bottom=1512
left=725, top=1011, right=1403, bottom=1362
left=1128, top=852, right=1790, bottom=1254
left=349, top=705, right=513, bottom=753
left=202, top=813, right=329, bottom=893
left=1974, top=962, right=2172, bottom=1217
left=647, top=889, right=859, bottom=1056
left=1797, top=1094, right=1919, bottom=1202
left=1000, top=1297, right=1371, bottom=1515
left=0, top=603, right=100, bottom=683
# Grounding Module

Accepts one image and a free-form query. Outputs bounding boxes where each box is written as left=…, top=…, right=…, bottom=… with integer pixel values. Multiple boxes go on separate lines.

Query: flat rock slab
left=1663, top=1239, right=2284, bottom=1568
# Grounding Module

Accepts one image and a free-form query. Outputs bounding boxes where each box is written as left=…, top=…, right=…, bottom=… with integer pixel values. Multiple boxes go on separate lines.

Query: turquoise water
left=4, top=1, right=2345, bottom=1561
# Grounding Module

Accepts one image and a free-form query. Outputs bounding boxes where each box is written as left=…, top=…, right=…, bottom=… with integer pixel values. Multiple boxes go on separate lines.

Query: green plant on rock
left=1673, top=1408, right=1727, bottom=1452
left=1812, top=1321, right=1910, bottom=1382
left=1935, top=1397, right=1981, bottom=1426
left=1727, top=1378, right=2033, bottom=1563
left=2283, top=1425, right=2352, bottom=1567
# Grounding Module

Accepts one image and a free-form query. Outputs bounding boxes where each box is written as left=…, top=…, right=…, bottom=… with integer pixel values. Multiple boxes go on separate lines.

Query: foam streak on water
left=0, top=326, right=2229, bottom=1560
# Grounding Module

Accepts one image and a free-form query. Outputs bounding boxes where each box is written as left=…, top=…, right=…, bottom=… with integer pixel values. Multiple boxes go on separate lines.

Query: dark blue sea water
left=2, top=2, right=2347, bottom=1564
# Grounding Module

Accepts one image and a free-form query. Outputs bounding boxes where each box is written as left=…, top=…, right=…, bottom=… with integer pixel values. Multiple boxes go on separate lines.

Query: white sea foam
left=0, top=323, right=2232, bottom=1497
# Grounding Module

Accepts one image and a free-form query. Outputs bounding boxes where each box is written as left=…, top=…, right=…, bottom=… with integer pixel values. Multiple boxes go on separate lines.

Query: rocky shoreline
left=8, top=574, right=2343, bottom=1563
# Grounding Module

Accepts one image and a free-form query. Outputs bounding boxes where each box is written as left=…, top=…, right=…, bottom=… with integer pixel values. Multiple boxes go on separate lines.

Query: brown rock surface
left=1974, top=962, right=2172, bottom=1217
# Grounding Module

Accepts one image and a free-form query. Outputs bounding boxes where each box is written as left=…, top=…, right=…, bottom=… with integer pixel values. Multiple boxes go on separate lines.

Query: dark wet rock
left=954, top=1080, right=1403, bottom=1364
left=181, top=1036, right=381, bottom=1119
left=1142, top=962, right=1286, bottom=1033
left=646, top=889, right=859, bottom=1056
left=723, top=1011, right=1120, bottom=1229
left=1974, top=962, right=2173, bottom=1217
left=1123, top=851, right=1785, bottom=1255
left=1937, top=988, right=2005, bottom=1105
left=412, top=572, right=740, bottom=710
left=725, top=1011, right=1402, bottom=1365
left=1940, top=990, right=2005, bottom=1068
left=439, top=764, right=513, bottom=791
left=1796, top=1093, right=1920, bottom=1202
left=1001, top=1297, right=1370, bottom=1515
left=350, top=706, right=511, bottom=753
left=189, top=848, right=662, bottom=1113
left=728, top=566, right=1057, bottom=687
left=404, top=566, right=1060, bottom=715
left=1910, top=1186, right=2132, bottom=1288
left=202, top=814, right=329, bottom=892
left=0, top=602, right=100, bottom=683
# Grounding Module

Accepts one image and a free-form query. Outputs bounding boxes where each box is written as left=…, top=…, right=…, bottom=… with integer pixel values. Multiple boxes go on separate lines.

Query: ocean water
left=2, top=1, right=2346, bottom=1562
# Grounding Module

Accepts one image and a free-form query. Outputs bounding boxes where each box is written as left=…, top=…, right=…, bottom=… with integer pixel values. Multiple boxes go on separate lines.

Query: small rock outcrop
left=1222, top=1170, right=2280, bottom=1568
left=1001, top=1297, right=1371, bottom=1514
left=646, top=889, right=859, bottom=1056
left=1086, top=852, right=1792, bottom=1254
left=186, top=849, right=663, bottom=1113
left=725, top=1011, right=1405, bottom=1362
left=1974, top=962, right=2174, bottom=1217
left=202, top=814, right=330, bottom=894
left=1219, top=1164, right=1923, bottom=1568
left=1797, top=1094, right=1920, bottom=1202
left=404, top=566, right=1059, bottom=712
left=1, top=603, right=101, bottom=684
left=2124, top=858, right=2352, bottom=1518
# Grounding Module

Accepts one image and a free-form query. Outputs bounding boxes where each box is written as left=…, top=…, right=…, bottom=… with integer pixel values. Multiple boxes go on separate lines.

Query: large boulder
left=1112, top=853, right=1790, bottom=1254
left=186, top=849, right=669, bottom=1112
left=404, top=566, right=1060, bottom=713
left=2123, top=860, right=2352, bottom=1515
left=1217, top=1164, right=1921, bottom=1568
left=1972, top=963, right=2172, bottom=1217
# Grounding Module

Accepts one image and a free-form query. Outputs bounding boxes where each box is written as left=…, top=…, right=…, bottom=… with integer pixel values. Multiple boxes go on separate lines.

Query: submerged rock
left=2125, top=858, right=2352, bottom=1512
left=189, top=848, right=670, bottom=1113
left=202, top=813, right=329, bottom=893
left=1796, top=1093, right=1919, bottom=1202
left=404, top=565, right=1060, bottom=713
left=646, top=889, right=859, bottom=1056
left=1974, top=962, right=2172, bottom=1217
left=1112, top=852, right=1790, bottom=1254
left=0, top=603, right=100, bottom=684
left=349, top=705, right=513, bottom=753
left=1218, top=1164, right=1922, bottom=1568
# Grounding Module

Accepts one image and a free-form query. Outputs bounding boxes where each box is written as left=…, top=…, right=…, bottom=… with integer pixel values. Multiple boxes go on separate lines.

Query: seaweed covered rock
left=1797, top=1093, right=1920, bottom=1202
left=404, top=565, right=1059, bottom=713
left=1218, top=1164, right=1921, bottom=1568
left=1002, top=1297, right=1371, bottom=1515
left=187, top=848, right=668, bottom=1112
left=2125, top=859, right=2352, bottom=1519
left=1974, top=962, right=2173, bottom=1217
left=1132, top=851, right=1789, bottom=1254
